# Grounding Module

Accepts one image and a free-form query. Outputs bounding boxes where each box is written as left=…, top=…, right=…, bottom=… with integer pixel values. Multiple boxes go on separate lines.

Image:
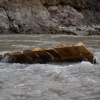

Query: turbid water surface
left=0, top=34, right=100, bottom=100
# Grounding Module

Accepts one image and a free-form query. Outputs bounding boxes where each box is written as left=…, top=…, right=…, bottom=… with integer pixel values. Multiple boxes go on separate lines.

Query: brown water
left=0, top=34, right=100, bottom=100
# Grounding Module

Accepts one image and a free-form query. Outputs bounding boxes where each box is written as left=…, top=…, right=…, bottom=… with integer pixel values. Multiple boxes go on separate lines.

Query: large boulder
left=48, top=5, right=84, bottom=26
left=0, top=8, right=9, bottom=33
left=0, top=0, right=100, bottom=34
left=0, top=0, right=53, bottom=34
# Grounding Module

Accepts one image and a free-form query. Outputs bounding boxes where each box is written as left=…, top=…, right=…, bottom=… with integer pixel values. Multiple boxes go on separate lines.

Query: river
left=0, top=34, right=100, bottom=100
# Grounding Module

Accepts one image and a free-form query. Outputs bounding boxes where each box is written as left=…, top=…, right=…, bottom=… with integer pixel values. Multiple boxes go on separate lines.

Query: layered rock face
left=41, top=0, right=100, bottom=26
left=0, top=0, right=100, bottom=34
left=0, top=0, right=52, bottom=33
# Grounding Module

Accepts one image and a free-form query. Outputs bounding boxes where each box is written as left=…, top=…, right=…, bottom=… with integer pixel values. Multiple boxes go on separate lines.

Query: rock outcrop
left=0, top=0, right=100, bottom=34
left=40, top=0, right=87, bottom=9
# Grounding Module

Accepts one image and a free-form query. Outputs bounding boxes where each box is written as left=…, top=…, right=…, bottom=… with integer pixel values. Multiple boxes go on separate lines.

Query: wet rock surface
left=0, top=0, right=100, bottom=35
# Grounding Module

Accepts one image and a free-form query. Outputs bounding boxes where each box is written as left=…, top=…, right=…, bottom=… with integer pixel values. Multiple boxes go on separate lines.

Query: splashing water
left=0, top=56, right=10, bottom=63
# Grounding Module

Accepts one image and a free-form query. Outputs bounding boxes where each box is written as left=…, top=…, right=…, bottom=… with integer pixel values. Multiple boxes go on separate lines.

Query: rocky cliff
left=0, top=0, right=100, bottom=34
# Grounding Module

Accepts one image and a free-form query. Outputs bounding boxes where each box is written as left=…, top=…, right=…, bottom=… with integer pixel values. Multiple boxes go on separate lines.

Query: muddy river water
left=0, top=34, right=100, bottom=100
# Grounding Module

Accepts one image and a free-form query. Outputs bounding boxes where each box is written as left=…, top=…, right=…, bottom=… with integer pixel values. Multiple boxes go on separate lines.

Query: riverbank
left=1, top=25, right=100, bottom=36
left=0, top=0, right=100, bottom=35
